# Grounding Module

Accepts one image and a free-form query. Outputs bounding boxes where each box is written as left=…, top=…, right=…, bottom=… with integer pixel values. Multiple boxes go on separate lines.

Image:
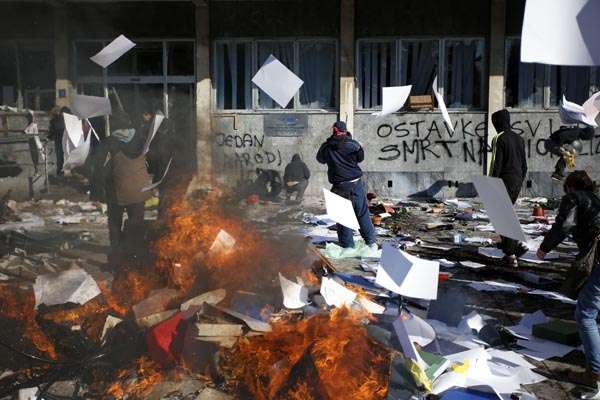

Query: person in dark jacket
left=283, top=153, right=310, bottom=203
left=317, top=121, right=376, bottom=249
left=254, top=168, right=283, bottom=201
left=47, top=106, right=70, bottom=176
left=93, top=111, right=152, bottom=266
left=544, top=125, right=595, bottom=181
left=537, top=171, right=600, bottom=395
left=489, top=109, right=528, bottom=267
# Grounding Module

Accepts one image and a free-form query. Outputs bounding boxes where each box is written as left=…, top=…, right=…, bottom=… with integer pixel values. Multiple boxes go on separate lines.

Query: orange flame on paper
left=105, top=356, right=163, bottom=399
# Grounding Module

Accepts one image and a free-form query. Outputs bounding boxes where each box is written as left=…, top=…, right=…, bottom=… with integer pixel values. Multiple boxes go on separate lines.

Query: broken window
left=505, top=38, right=545, bottom=109
left=549, top=65, right=591, bottom=106
left=444, top=39, right=484, bottom=109
left=358, top=41, right=396, bottom=109
left=400, top=40, right=438, bottom=96
left=298, top=42, right=336, bottom=109
left=215, top=41, right=253, bottom=110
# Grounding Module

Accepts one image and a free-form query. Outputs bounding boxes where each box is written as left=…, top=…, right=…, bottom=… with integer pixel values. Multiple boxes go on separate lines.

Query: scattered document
left=458, top=311, right=486, bottom=334
left=279, top=273, right=308, bottom=309
left=322, top=188, right=360, bottom=231
left=432, top=76, right=454, bottom=133
left=208, top=229, right=236, bottom=257
left=63, top=112, right=84, bottom=147
left=521, top=0, right=600, bottom=66
left=252, top=54, right=303, bottom=108
left=583, top=91, right=600, bottom=127
left=372, top=85, right=412, bottom=117
left=472, top=176, right=526, bottom=242
left=142, top=112, right=165, bottom=155
left=393, top=315, right=427, bottom=369
left=33, top=268, right=101, bottom=309
left=507, top=310, right=548, bottom=338
left=141, top=158, right=172, bottom=192
left=375, top=244, right=439, bottom=300
left=402, top=311, right=437, bottom=347
left=516, top=338, right=576, bottom=361
left=71, top=94, right=111, bottom=119
left=320, top=276, right=357, bottom=308
left=356, top=296, right=385, bottom=314
left=90, top=34, right=136, bottom=68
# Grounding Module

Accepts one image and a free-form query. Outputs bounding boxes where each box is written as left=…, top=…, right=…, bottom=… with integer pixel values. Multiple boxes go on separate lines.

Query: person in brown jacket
left=94, top=111, right=152, bottom=266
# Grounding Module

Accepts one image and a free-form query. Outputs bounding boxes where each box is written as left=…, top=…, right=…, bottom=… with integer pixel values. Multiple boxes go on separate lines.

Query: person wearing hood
left=317, top=121, right=376, bottom=250
left=283, top=153, right=310, bottom=203
left=48, top=106, right=70, bottom=176
left=489, top=109, right=528, bottom=267
left=92, top=111, right=152, bottom=266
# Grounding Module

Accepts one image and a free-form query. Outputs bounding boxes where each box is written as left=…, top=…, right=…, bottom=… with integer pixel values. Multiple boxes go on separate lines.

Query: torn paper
left=90, top=34, right=136, bottom=68
left=279, top=273, right=308, bottom=309
left=320, top=276, right=357, bottom=308
left=72, top=94, right=112, bottom=119
left=322, top=188, right=360, bottom=231
left=33, top=268, right=101, bottom=309
left=432, top=76, right=454, bottom=132
left=252, top=54, right=303, bottom=108
left=372, top=85, right=412, bottom=117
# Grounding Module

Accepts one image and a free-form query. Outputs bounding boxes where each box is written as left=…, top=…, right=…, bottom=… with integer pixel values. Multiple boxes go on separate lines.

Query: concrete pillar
left=191, top=0, right=212, bottom=189
left=53, top=4, right=72, bottom=108
left=339, top=0, right=355, bottom=134
left=486, top=0, right=506, bottom=173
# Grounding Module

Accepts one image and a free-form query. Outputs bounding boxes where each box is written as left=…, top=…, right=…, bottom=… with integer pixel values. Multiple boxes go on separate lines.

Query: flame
left=0, top=284, right=57, bottom=359
left=223, top=307, right=389, bottom=400
left=106, top=356, right=163, bottom=399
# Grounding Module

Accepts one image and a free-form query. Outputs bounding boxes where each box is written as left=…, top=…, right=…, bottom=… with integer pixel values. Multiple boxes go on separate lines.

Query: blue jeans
left=576, top=263, right=600, bottom=373
left=332, top=180, right=376, bottom=248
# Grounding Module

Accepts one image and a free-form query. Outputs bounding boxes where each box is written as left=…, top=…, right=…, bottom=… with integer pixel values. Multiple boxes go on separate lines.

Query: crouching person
left=317, top=121, right=376, bottom=250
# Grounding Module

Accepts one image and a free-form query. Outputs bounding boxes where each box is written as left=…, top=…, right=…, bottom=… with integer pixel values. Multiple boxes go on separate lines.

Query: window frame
left=355, top=37, right=486, bottom=112
left=212, top=37, right=339, bottom=113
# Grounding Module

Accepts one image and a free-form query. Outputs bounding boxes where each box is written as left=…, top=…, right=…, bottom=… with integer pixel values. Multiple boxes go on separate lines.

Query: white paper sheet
left=583, top=91, right=600, bottom=126
left=251, top=54, right=303, bottom=108
left=141, top=158, right=172, bottom=192
left=506, top=310, right=548, bottom=338
left=472, top=176, right=526, bottom=242
left=393, top=315, right=427, bottom=369
left=468, top=280, right=525, bottom=293
left=90, top=34, right=136, bottom=68
left=356, top=296, right=385, bottom=314
left=432, top=76, right=454, bottom=132
left=444, top=198, right=471, bottom=209
left=459, top=311, right=486, bottom=334
left=372, top=85, right=412, bottom=117
left=560, top=94, right=600, bottom=127
left=142, top=112, right=165, bottom=155
left=516, top=338, right=576, bottom=361
left=488, top=349, right=537, bottom=370
left=208, top=229, right=236, bottom=257
left=63, top=112, right=84, bottom=147
left=521, top=0, right=600, bottom=66
left=72, top=94, right=111, bottom=119
left=279, top=273, right=308, bottom=309
left=320, top=276, right=357, bottom=308
left=322, top=188, right=360, bottom=231
left=33, top=268, right=101, bottom=309
left=402, top=311, right=436, bottom=347
left=375, top=244, right=439, bottom=300
left=63, top=125, right=92, bottom=169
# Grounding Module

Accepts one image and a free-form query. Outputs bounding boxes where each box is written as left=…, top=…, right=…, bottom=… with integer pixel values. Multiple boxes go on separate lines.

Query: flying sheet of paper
left=560, top=94, right=600, bottom=127
left=320, top=276, right=357, bottom=308
left=252, top=54, right=303, bottom=108
left=583, top=91, right=600, bottom=127
left=33, top=268, right=101, bottom=309
left=141, top=158, right=172, bottom=192
left=432, top=76, right=454, bottom=132
left=472, top=176, right=526, bottom=242
left=90, top=34, right=136, bottom=68
left=72, top=94, right=112, bottom=119
left=375, top=244, right=439, bottom=300
left=521, top=0, right=600, bottom=66
left=322, top=188, right=360, bottom=231
left=63, top=126, right=91, bottom=169
left=63, top=112, right=84, bottom=147
left=372, top=85, right=412, bottom=117
left=208, top=229, right=236, bottom=257
left=142, top=113, right=165, bottom=155
left=279, top=273, right=308, bottom=309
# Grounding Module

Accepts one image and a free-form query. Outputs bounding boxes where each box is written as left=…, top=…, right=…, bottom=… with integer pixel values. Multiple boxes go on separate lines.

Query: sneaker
left=503, top=255, right=518, bottom=268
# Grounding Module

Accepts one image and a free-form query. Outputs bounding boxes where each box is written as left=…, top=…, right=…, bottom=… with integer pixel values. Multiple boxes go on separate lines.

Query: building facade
left=1, top=0, right=598, bottom=198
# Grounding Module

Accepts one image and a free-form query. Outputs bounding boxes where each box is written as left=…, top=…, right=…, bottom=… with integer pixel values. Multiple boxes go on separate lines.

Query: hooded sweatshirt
left=489, top=109, right=527, bottom=183
left=317, top=134, right=364, bottom=184
left=284, top=154, right=310, bottom=183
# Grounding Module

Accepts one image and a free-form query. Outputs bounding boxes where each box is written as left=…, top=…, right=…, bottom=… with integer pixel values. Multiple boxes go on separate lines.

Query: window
left=505, top=38, right=599, bottom=109
left=357, top=38, right=485, bottom=110
left=214, top=39, right=337, bottom=111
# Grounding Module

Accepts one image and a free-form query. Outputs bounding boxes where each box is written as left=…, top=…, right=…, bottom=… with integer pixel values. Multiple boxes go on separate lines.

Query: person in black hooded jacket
left=317, top=121, right=376, bottom=249
left=489, top=109, right=528, bottom=267
left=283, top=153, right=310, bottom=202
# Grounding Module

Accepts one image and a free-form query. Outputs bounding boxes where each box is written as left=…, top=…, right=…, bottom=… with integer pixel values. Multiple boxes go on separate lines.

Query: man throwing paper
left=317, top=121, right=376, bottom=249
left=489, top=109, right=528, bottom=267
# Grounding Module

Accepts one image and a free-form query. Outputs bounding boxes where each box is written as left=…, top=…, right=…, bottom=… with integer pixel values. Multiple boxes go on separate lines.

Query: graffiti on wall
left=214, top=132, right=282, bottom=170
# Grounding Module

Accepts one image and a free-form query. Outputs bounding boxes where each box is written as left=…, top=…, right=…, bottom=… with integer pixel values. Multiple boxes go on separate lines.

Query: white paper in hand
left=432, top=76, right=454, bottom=132
left=521, top=0, right=600, bottom=66
left=279, top=273, right=308, bottom=309
left=90, top=34, right=136, bottom=68
left=375, top=244, right=439, bottom=300
left=472, top=176, right=526, bottom=242
left=63, top=112, right=84, bottom=147
left=322, top=188, right=360, bottom=231
left=252, top=55, right=303, bottom=108
left=72, top=94, right=112, bottom=119
left=142, top=113, right=165, bottom=155
left=372, top=85, right=412, bottom=117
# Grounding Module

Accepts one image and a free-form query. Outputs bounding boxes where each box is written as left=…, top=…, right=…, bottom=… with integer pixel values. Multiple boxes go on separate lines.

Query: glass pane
left=0, top=45, right=17, bottom=106
left=298, top=42, right=336, bottom=109
left=257, top=41, right=294, bottom=109
left=215, top=42, right=252, bottom=110
left=75, top=41, right=103, bottom=79
left=168, top=41, right=194, bottom=76
left=444, top=39, right=484, bottom=109
left=549, top=65, right=590, bottom=106
left=400, top=40, right=438, bottom=96
left=20, top=43, right=55, bottom=110
left=505, top=39, right=544, bottom=109
left=358, top=41, right=396, bottom=109
left=109, top=42, right=163, bottom=76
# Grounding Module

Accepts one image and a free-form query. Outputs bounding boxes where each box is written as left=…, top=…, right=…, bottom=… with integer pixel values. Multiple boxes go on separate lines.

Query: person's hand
left=536, top=248, right=546, bottom=260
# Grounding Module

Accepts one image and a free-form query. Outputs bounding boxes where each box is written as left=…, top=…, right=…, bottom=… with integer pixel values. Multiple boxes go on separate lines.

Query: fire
left=0, top=284, right=57, bottom=359
left=106, top=356, right=163, bottom=399
left=223, top=307, right=390, bottom=400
